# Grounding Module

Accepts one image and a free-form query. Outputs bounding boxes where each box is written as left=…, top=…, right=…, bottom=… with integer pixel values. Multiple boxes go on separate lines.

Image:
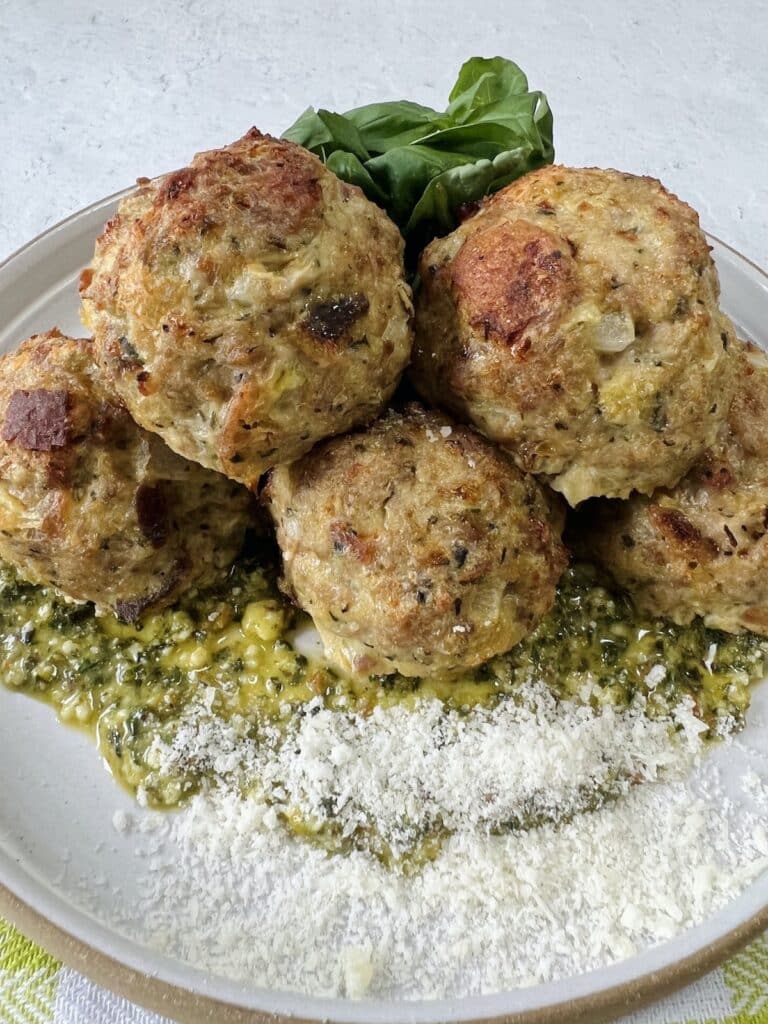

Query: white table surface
left=1, top=0, right=767, bottom=268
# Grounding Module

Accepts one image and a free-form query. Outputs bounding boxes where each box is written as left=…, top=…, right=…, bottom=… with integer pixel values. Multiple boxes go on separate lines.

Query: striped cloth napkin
left=2, top=918, right=767, bottom=1024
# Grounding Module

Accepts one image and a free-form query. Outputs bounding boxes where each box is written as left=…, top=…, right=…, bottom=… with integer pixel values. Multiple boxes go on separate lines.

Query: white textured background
left=0, top=0, right=767, bottom=266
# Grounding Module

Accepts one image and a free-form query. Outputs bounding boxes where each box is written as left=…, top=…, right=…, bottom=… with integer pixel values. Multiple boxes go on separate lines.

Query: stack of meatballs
left=1, top=126, right=763, bottom=681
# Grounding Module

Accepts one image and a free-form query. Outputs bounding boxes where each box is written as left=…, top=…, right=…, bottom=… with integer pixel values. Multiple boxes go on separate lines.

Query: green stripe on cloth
left=3, top=917, right=768, bottom=1023
left=720, top=935, right=768, bottom=1021
left=0, top=920, right=57, bottom=1023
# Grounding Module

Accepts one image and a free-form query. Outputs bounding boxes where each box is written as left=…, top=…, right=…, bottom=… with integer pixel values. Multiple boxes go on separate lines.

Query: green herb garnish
left=282, top=56, right=554, bottom=254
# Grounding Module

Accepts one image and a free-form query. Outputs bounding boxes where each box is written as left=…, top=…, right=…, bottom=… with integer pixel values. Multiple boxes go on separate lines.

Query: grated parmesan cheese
left=103, top=681, right=768, bottom=1000
left=111, top=809, right=131, bottom=834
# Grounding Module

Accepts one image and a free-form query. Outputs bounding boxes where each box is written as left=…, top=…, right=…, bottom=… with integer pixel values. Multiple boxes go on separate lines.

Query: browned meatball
left=264, top=405, right=567, bottom=677
left=412, top=166, right=736, bottom=505
left=0, top=330, right=251, bottom=621
left=80, top=129, right=413, bottom=487
left=578, top=339, right=768, bottom=634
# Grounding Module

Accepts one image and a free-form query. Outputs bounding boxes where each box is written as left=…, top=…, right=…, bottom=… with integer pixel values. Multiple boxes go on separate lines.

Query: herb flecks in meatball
left=81, top=129, right=413, bottom=487
left=0, top=330, right=252, bottom=619
left=577, top=340, right=768, bottom=636
left=412, top=166, right=736, bottom=505
left=264, top=405, right=567, bottom=678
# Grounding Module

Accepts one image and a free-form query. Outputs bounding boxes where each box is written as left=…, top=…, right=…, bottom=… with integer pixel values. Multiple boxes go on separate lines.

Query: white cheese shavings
left=341, top=944, right=374, bottom=998
left=256, top=687, right=705, bottom=855
left=140, top=683, right=706, bottom=855
left=105, top=682, right=768, bottom=1001
left=644, top=664, right=667, bottom=688
left=111, top=810, right=132, bottom=834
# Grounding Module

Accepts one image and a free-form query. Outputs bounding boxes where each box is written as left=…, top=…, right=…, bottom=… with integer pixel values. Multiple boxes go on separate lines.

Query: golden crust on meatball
left=264, top=405, right=567, bottom=677
left=411, top=165, right=736, bottom=505
left=80, top=129, right=413, bottom=487
left=0, top=330, right=251, bottom=621
left=577, top=339, right=768, bottom=634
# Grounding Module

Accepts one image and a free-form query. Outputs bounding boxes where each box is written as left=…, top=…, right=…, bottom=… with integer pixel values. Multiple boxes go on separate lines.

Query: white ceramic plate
left=1, top=195, right=768, bottom=1024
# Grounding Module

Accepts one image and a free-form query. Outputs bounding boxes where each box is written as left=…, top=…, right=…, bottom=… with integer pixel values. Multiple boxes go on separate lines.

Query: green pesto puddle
left=0, top=551, right=765, bottom=860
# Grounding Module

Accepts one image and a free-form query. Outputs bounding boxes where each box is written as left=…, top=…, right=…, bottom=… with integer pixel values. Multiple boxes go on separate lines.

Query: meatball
left=264, top=405, right=566, bottom=677
left=411, top=165, right=736, bottom=505
left=577, top=339, right=768, bottom=634
left=80, top=128, right=413, bottom=488
left=0, top=330, right=251, bottom=621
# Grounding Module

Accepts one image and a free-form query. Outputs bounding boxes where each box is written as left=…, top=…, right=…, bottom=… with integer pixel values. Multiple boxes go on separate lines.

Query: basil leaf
left=344, top=100, right=443, bottom=152
left=419, top=95, right=555, bottom=163
left=366, top=146, right=471, bottom=227
left=405, top=146, right=551, bottom=236
left=326, top=150, right=387, bottom=203
left=281, top=56, right=554, bottom=256
left=446, top=56, right=530, bottom=123
left=316, top=109, right=371, bottom=162
left=281, top=106, right=333, bottom=151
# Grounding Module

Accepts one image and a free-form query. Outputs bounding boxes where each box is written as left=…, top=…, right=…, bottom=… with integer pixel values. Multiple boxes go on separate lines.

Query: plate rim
left=1, top=193, right=768, bottom=1024
left=3, top=880, right=768, bottom=1024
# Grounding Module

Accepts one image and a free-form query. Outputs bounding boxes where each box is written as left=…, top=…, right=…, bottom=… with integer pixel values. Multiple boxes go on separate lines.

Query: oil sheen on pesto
left=0, top=554, right=765, bottom=812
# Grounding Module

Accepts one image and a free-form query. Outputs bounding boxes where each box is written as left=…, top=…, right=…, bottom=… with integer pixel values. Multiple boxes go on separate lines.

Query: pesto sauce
left=0, top=555, right=764, bottom=811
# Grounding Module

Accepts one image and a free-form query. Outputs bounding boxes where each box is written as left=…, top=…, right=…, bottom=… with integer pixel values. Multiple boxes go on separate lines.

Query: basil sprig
left=282, top=57, right=554, bottom=251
